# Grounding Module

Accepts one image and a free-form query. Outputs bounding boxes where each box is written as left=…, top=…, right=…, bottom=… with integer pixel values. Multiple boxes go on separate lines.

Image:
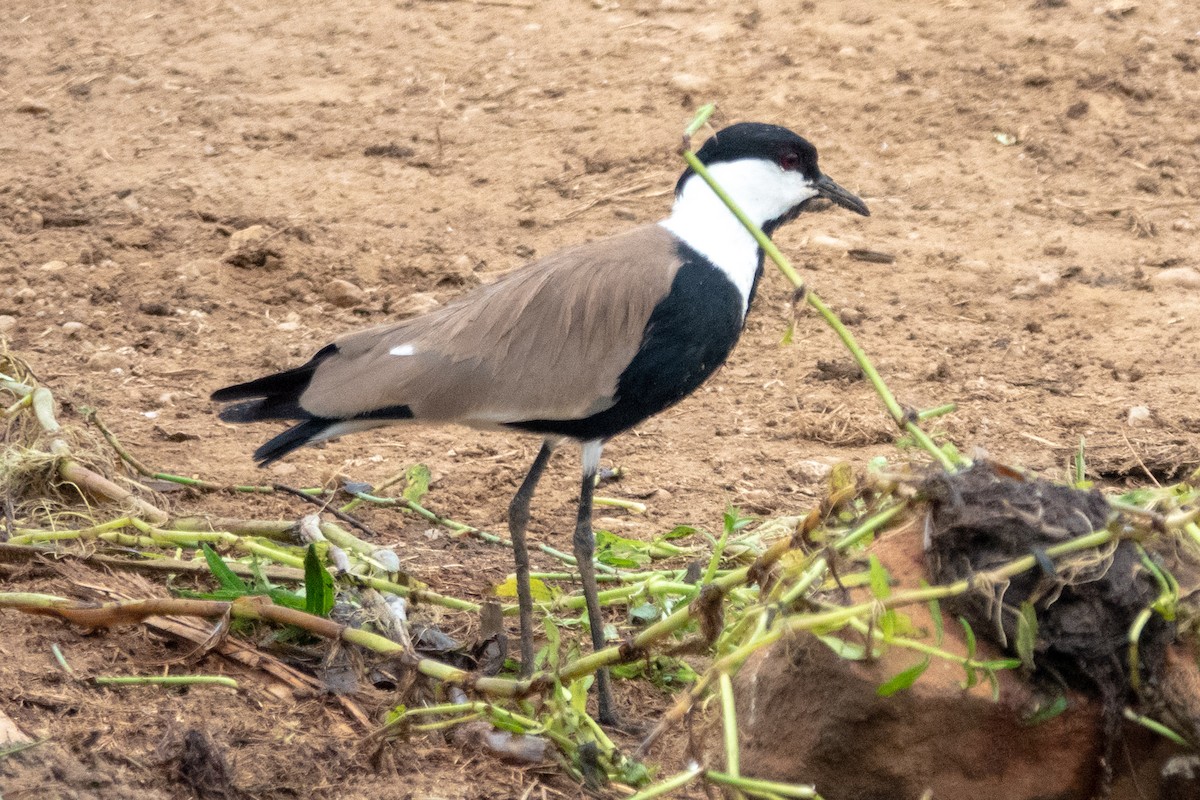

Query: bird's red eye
left=779, top=152, right=800, bottom=171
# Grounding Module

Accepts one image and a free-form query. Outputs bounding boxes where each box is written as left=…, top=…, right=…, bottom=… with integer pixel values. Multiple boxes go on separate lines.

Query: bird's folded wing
left=297, top=224, right=684, bottom=425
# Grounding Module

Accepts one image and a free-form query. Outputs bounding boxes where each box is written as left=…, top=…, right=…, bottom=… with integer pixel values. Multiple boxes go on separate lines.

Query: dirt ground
left=2, top=0, right=1199, bottom=797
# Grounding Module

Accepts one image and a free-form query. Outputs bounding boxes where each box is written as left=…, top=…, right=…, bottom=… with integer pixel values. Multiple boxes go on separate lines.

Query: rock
left=223, top=225, right=282, bottom=269
left=270, top=462, right=298, bottom=477
left=395, top=292, right=441, bottom=317
left=61, top=321, right=84, bottom=336
left=324, top=278, right=366, bottom=308
left=0, top=315, right=16, bottom=334
left=670, top=73, right=711, bottom=93
left=811, top=234, right=850, bottom=250
left=788, top=460, right=834, bottom=484
left=1171, top=219, right=1196, bottom=233
left=1127, top=405, right=1153, bottom=427
left=15, top=98, right=51, bottom=115
left=40, top=260, right=68, bottom=272
left=1011, top=270, right=1061, bottom=298
left=87, top=350, right=127, bottom=371
left=1152, top=267, right=1200, bottom=290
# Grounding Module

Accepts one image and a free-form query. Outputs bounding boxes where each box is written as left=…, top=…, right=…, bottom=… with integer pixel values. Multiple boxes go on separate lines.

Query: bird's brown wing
left=298, top=224, right=684, bottom=426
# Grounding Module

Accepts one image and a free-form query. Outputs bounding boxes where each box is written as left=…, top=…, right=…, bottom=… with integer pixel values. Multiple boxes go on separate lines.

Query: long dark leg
left=507, top=440, right=555, bottom=676
left=574, top=440, right=617, bottom=725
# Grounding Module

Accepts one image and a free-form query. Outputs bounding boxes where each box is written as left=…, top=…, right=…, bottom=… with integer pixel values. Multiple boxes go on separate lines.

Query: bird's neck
left=659, top=163, right=790, bottom=315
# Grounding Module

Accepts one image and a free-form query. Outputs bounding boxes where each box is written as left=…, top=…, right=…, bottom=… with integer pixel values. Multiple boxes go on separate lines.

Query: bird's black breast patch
left=508, top=242, right=748, bottom=442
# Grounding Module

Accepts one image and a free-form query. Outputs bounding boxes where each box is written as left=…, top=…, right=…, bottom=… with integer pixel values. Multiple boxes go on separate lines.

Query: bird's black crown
left=676, top=122, right=821, bottom=195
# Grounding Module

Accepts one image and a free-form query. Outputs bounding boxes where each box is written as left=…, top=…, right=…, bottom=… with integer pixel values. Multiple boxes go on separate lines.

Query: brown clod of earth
left=729, top=524, right=1188, bottom=800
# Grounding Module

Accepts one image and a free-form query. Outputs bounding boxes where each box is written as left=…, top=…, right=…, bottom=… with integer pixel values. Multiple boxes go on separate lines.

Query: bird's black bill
left=815, top=174, right=870, bottom=217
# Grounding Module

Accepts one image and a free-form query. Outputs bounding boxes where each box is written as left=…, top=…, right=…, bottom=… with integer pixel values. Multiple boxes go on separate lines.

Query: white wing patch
left=389, top=343, right=416, bottom=356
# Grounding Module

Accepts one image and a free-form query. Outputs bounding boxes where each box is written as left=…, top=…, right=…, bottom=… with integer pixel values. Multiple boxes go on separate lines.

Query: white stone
left=1127, top=406, right=1153, bottom=428
left=1151, top=267, right=1200, bottom=290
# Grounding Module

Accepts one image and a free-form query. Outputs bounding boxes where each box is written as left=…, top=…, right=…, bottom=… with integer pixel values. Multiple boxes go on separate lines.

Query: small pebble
left=270, top=462, right=298, bottom=477
left=811, top=234, right=850, bottom=250
left=789, top=460, right=835, bottom=483
left=1151, top=267, right=1200, bottom=290
left=61, top=321, right=84, bottom=336
left=1171, top=219, right=1195, bottom=233
left=228, top=224, right=273, bottom=248
left=324, top=278, right=366, bottom=308
left=0, top=315, right=16, bottom=334
left=396, top=292, right=440, bottom=317
left=670, top=73, right=711, bottom=93
left=87, top=350, right=126, bottom=371
left=41, top=260, right=68, bottom=272
left=1011, top=270, right=1061, bottom=299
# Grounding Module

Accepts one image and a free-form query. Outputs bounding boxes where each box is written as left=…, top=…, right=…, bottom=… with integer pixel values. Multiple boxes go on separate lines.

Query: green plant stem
left=594, top=496, right=648, bottom=514
left=917, top=403, right=957, bottom=421
left=361, top=492, right=623, bottom=575
left=95, top=675, right=239, bottom=689
left=678, top=144, right=954, bottom=472
left=719, top=672, right=741, bottom=780
left=1123, top=707, right=1189, bottom=747
left=626, top=764, right=704, bottom=800
left=704, top=772, right=818, bottom=799
left=841, top=615, right=1019, bottom=672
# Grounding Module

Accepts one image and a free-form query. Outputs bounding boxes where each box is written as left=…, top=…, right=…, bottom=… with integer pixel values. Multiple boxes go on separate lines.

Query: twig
left=274, top=483, right=380, bottom=540
left=679, top=107, right=955, bottom=472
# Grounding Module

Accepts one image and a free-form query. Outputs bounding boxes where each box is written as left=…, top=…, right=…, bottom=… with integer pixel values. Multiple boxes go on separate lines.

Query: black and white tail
left=211, top=346, right=341, bottom=465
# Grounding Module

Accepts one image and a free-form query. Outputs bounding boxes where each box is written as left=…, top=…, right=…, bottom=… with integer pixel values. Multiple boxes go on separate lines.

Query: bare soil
left=2, top=0, right=1199, bottom=797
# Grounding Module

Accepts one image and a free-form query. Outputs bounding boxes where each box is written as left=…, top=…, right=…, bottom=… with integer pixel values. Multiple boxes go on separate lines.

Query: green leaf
left=489, top=714, right=528, bottom=734
left=266, top=587, right=308, bottom=611
left=722, top=507, right=754, bottom=535
left=817, top=635, right=868, bottom=661
left=926, top=586, right=944, bottom=646
left=659, top=525, right=699, bottom=541
left=780, top=319, right=795, bottom=346
left=877, top=657, right=930, bottom=697
left=867, top=554, right=891, bottom=600
left=538, top=616, right=561, bottom=671
left=200, top=543, right=248, bottom=593
left=402, top=464, right=431, bottom=504
left=959, top=616, right=977, bottom=659
left=611, top=656, right=697, bottom=689
left=1022, top=693, right=1069, bottom=726
left=303, top=544, right=335, bottom=617
left=629, top=603, right=659, bottom=624
left=1015, top=602, right=1038, bottom=669
left=493, top=575, right=553, bottom=601
left=960, top=617, right=979, bottom=689
left=594, top=529, right=653, bottom=568
left=985, top=668, right=1001, bottom=701
left=568, top=676, right=592, bottom=715
left=384, top=705, right=407, bottom=726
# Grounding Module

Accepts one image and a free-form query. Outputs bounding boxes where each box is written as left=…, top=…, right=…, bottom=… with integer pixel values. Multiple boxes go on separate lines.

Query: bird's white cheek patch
left=389, top=344, right=416, bottom=357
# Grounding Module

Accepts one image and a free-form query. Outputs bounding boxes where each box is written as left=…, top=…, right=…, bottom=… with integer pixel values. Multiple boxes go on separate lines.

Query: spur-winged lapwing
left=212, top=122, right=869, bottom=724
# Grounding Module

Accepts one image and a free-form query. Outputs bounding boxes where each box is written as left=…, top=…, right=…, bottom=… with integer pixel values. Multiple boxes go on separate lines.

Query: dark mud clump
left=923, top=462, right=1175, bottom=784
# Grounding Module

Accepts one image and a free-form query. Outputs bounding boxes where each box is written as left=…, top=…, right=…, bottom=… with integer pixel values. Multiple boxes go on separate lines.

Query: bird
left=211, top=121, right=869, bottom=725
